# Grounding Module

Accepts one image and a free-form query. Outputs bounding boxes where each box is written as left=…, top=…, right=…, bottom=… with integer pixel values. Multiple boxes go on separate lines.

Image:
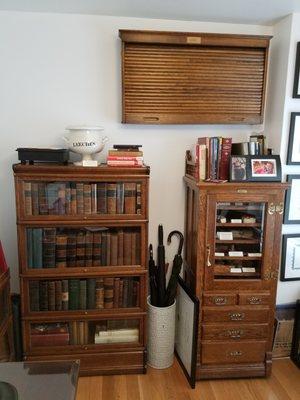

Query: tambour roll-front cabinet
left=183, top=178, right=288, bottom=379
left=13, top=163, right=149, bottom=376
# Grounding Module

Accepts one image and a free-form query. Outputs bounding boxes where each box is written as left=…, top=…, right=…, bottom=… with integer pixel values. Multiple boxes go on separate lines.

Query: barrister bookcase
left=183, top=177, right=288, bottom=379
left=13, top=163, right=149, bottom=376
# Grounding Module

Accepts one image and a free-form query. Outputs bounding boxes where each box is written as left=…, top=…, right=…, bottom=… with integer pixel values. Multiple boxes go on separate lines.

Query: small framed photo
left=293, top=42, right=300, bottom=98
left=229, top=156, right=248, bottom=181
left=280, top=234, right=300, bottom=281
left=248, top=155, right=281, bottom=182
left=284, top=175, right=300, bottom=224
left=287, top=113, right=300, bottom=165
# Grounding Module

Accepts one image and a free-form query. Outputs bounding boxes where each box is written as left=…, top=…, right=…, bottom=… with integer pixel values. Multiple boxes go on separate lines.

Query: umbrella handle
left=167, top=230, right=184, bottom=255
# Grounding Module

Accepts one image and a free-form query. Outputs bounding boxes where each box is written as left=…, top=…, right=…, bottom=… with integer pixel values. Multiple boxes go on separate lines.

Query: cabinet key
left=229, top=312, right=245, bottom=321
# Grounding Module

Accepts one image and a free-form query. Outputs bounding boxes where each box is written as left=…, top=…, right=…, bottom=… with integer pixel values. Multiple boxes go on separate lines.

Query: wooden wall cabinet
left=120, top=30, right=271, bottom=125
left=183, top=179, right=288, bottom=379
left=0, top=270, right=14, bottom=362
left=13, top=163, right=149, bottom=376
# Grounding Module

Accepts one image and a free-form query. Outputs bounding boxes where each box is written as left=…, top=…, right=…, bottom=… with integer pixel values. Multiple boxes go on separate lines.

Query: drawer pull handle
left=227, top=329, right=244, bottom=339
left=214, top=297, right=227, bottom=305
left=229, top=312, right=245, bottom=321
left=249, top=297, right=262, bottom=305
left=229, top=351, right=243, bottom=357
left=276, top=202, right=284, bottom=215
left=268, top=203, right=276, bottom=215
left=237, top=189, right=247, bottom=193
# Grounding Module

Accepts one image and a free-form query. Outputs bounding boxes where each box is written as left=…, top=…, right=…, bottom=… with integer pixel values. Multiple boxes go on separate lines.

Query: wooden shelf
left=214, top=272, right=261, bottom=279
left=217, top=205, right=263, bottom=211
left=215, top=239, right=261, bottom=244
left=214, top=256, right=262, bottom=261
left=216, top=223, right=261, bottom=227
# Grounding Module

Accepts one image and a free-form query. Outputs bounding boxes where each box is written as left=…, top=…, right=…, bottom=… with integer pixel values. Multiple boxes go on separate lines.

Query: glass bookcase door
left=212, top=201, right=266, bottom=280
left=22, top=180, right=143, bottom=217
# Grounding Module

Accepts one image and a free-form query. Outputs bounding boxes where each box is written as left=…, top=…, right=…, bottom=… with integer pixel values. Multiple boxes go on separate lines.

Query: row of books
left=24, top=181, right=141, bottom=216
left=27, top=228, right=141, bottom=268
left=29, top=277, right=140, bottom=312
left=107, top=148, right=144, bottom=167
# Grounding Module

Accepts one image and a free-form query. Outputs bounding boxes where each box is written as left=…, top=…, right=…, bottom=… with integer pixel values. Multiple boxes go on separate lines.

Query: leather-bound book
left=101, top=231, right=108, bottom=266
left=107, top=183, right=117, bottom=214
left=113, top=278, right=120, bottom=308
left=87, top=278, right=96, bottom=309
left=85, top=230, right=93, bottom=267
left=95, top=278, right=104, bottom=309
left=117, top=229, right=124, bottom=265
left=131, top=231, right=137, bottom=265
left=92, top=232, right=101, bottom=266
left=38, top=182, right=48, bottom=215
left=76, top=231, right=86, bottom=267
left=69, top=321, right=77, bottom=345
left=31, top=182, right=39, bottom=215
left=46, top=183, right=58, bottom=215
left=57, top=183, right=66, bottom=215
left=48, top=280, right=56, bottom=311
left=122, top=278, right=129, bottom=308
left=91, top=183, right=97, bottom=214
left=66, top=232, right=77, bottom=267
left=62, top=279, right=69, bottom=310
left=106, top=232, right=111, bottom=266
left=27, top=228, right=33, bottom=268
left=83, top=183, right=92, bottom=214
left=97, top=182, right=107, bottom=214
left=218, top=137, right=232, bottom=180
left=123, top=231, right=132, bottom=265
left=79, top=279, right=87, bottom=310
left=29, top=281, right=40, bottom=311
left=136, top=183, right=142, bottom=215
left=135, top=230, right=141, bottom=265
left=55, top=234, right=68, bottom=268
left=104, top=277, right=114, bottom=309
left=69, top=279, right=80, bottom=310
left=55, top=280, right=62, bottom=311
left=70, top=182, right=77, bottom=214
left=132, top=280, right=140, bottom=307
left=127, top=278, right=134, bottom=307
left=124, top=182, right=137, bottom=214
left=32, top=228, right=43, bottom=268
left=79, top=321, right=85, bottom=345
left=39, top=281, right=49, bottom=311
left=118, top=279, right=124, bottom=308
left=24, top=181, right=32, bottom=215
left=110, top=232, right=118, bottom=266
left=65, top=182, right=71, bottom=215
left=76, top=183, right=84, bottom=214
left=116, top=182, right=125, bottom=214
left=42, top=228, right=56, bottom=268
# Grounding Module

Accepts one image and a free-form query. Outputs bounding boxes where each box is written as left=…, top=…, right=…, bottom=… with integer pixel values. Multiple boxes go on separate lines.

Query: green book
left=68, top=279, right=80, bottom=310
left=79, top=280, right=87, bottom=310
left=32, top=228, right=43, bottom=268
left=27, top=228, right=33, bottom=269
left=87, top=278, right=96, bottom=309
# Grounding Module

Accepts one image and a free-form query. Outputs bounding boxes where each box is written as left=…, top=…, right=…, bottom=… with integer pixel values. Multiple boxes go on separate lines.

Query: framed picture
left=287, top=113, right=300, bottom=165
left=175, top=277, right=199, bottom=389
left=293, top=42, right=300, bottom=98
left=291, top=300, right=300, bottom=368
left=248, top=155, right=281, bottom=182
left=280, top=234, right=300, bottom=281
left=229, top=156, right=248, bottom=181
left=284, top=175, right=300, bottom=224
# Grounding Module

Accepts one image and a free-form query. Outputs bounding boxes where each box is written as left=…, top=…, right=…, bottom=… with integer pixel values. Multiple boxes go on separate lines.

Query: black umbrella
left=148, top=244, right=158, bottom=306
left=157, top=224, right=166, bottom=307
left=165, top=230, right=184, bottom=307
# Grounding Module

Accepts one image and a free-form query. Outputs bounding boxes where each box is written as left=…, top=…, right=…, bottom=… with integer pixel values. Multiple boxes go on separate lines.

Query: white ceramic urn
left=63, top=126, right=108, bottom=166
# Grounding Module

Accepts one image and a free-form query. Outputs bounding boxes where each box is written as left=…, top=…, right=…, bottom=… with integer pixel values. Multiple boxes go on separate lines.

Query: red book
left=0, top=241, right=8, bottom=272
left=218, top=138, right=232, bottom=180
left=107, top=156, right=143, bottom=161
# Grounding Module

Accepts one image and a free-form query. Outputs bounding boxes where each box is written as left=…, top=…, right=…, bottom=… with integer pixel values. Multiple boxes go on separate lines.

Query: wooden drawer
left=202, top=306, right=269, bottom=323
left=203, top=293, right=236, bottom=306
left=239, top=292, right=270, bottom=306
left=202, top=323, right=269, bottom=341
left=201, top=341, right=266, bottom=364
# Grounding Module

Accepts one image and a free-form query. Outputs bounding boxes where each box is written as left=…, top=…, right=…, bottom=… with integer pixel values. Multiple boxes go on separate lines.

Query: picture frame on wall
left=229, top=156, right=248, bottom=181
left=287, top=113, right=300, bottom=165
left=248, top=155, right=281, bottom=182
left=284, top=175, right=300, bottom=224
left=280, top=234, right=300, bottom=281
left=293, top=42, right=300, bottom=98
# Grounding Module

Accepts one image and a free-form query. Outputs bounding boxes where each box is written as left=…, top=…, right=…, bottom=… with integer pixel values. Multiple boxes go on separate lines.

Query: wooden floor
left=76, top=359, right=300, bottom=400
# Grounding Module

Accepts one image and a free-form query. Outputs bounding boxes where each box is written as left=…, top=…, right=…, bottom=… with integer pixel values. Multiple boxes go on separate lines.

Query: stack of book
left=30, top=323, right=69, bottom=347
left=26, top=227, right=141, bottom=268
left=189, top=137, right=232, bottom=181
left=29, top=277, right=140, bottom=312
left=94, top=320, right=139, bottom=344
left=107, top=145, right=143, bottom=167
left=24, top=181, right=141, bottom=215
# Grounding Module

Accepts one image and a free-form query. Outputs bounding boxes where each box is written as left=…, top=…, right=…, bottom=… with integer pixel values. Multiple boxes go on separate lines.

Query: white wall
left=0, top=11, right=273, bottom=291
left=265, top=13, right=300, bottom=304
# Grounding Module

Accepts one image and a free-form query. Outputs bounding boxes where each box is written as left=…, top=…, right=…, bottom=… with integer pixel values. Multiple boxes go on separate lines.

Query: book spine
left=76, top=183, right=84, bottom=214
left=117, top=229, right=124, bottom=266
left=55, top=280, right=62, bottom=311
left=136, top=183, right=142, bottom=214
left=32, top=228, right=43, bottom=268
left=38, top=182, right=48, bottom=215
left=39, top=281, right=48, bottom=311
left=29, top=281, right=40, bottom=311
left=70, top=182, right=77, bottom=214
left=131, top=231, right=137, bottom=265
left=197, top=137, right=210, bottom=179
left=69, top=279, right=80, bottom=310
left=62, top=279, right=69, bottom=310
left=124, top=183, right=137, bottom=214
left=31, top=333, right=70, bottom=347
left=46, top=183, right=58, bottom=215
left=118, top=280, right=124, bottom=308
left=107, top=183, right=117, bottom=214
left=65, top=183, right=71, bottom=215
left=48, top=280, right=56, bottom=311
left=127, top=278, right=134, bottom=307
left=24, top=181, right=32, bottom=215
left=76, top=231, right=86, bottom=267
left=66, top=233, right=77, bottom=267
left=106, top=232, right=111, bottom=266
left=85, top=231, right=93, bottom=267
left=101, top=232, right=107, bottom=266
left=91, top=183, right=97, bottom=214
left=107, top=160, right=143, bottom=166
left=95, top=278, right=104, bottom=309
left=108, top=150, right=143, bottom=157
left=113, top=278, right=120, bottom=308
left=27, top=228, right=33, bottom=269
left=70, top=321, right=78, bottom=345
left=116, top=182, right=125, bottom=214
left=123, top=231, right=132, bottom=265
left=92, top=232, right=102, bottom=266
left=122, top=278, right=129, bottom=307
left=57, top=183, right=66, bottom=215
left=87, top=278, right=96, bottom=309
left=135, top=230, right=141, bottom=265
left=107, top=156, right=144, bottom=161
left=104, top=277, right=114, bottom=309
left=31, top=182, right=39, bottom=215
left=79, top=280, right=87, bottom=310
left=55, top=234, right=67, bottom=268
left=83, top=183, right=92, bottom=214
left=218, top=137, right=232, bottom=180
left=199, top=144, right=207, bottom=181
left=110, top=233, right=118, bottom=266
left=132, top=280, right=139, bottom=307
left=97, top=183, right=107, bottom=214
left=79, top=321, right=85, bottom=345
left=42, top=228, right=56, bottom=268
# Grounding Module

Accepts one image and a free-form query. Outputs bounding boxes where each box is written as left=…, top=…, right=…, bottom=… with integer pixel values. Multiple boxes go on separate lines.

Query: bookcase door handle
left=214, top=297, right=227, bottom=305
left=276, top=202, right=284, bottom=214
left=268, top=203, right=275, bottom=215
left=229, top=312, right=245, bottom=321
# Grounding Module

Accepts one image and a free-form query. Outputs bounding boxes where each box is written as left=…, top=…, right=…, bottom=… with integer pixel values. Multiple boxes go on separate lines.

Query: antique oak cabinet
left=13, top=163, right=149, bottom=375
left=183, top=178, right=288, bottom=379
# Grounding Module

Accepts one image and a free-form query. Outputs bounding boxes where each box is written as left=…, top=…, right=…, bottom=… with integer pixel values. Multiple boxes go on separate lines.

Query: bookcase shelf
left=13, top=163, right=150, bottom=376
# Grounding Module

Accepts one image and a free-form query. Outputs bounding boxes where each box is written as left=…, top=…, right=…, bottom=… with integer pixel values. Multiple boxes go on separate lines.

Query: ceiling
left=0, top=0, right=299, bottom=26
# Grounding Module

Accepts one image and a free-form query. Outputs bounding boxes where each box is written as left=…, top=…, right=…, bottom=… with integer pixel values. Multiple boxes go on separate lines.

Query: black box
left=16, top=148, right=69, bottom=164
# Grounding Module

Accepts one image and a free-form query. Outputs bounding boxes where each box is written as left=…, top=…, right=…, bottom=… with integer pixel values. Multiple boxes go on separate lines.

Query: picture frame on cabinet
left=248, top=155, right=281, bottom=182
left=229, top=156, right=248, bottom=181
left=280, top=234, right=300, bottom=281
left=293, top=42, right=300, bottom=98
left=284, top=175, right=300, bottom=224
left=287, top=113, right=300, bottom=165
left=291, top=300, right=300, bottom=368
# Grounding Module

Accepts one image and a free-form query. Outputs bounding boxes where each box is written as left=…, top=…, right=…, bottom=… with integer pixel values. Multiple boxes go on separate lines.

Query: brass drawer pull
left=268, top=203, right=275, bottom=215
left=227, top=329, right=244, bottom=339
left=276, top=202, right=284, bottom=214
left=229, top=312, right=245, bottom=321
left=248, top=297, right=262, bottom=305
left=229, top=351, right=243, bottom=357
left=214, top=297, right=227, bottom=305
